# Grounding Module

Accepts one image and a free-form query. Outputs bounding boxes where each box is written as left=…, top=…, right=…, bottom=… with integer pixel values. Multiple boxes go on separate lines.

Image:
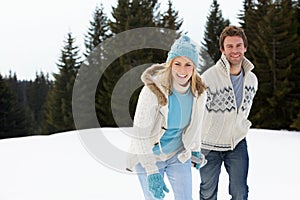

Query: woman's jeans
left=136, top=152, right=192, bottom=200
left=199, top=139, right=249, bottom=200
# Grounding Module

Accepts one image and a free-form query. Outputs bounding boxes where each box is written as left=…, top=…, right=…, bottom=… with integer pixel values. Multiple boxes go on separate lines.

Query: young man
left=199, top=25, right=258, bottom=200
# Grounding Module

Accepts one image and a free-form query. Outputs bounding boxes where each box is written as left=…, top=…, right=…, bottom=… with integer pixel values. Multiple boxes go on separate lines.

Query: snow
left=0, top=128, right=299, bottom=200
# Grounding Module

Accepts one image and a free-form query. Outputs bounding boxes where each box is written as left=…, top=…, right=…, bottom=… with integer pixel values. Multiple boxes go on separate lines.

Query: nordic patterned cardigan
left=201, top=54, right=258, bottom=151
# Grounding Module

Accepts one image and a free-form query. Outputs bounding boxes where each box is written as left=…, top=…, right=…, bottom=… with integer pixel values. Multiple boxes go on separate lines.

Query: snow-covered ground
left=0, top=128, right=299, bottom=200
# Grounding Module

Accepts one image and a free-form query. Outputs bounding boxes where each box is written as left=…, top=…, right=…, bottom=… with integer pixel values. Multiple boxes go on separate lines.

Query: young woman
left=126, top=35, right=207, bottom=200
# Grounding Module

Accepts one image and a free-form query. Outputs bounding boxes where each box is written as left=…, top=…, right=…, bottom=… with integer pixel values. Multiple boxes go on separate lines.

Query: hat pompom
left=181, top=35, right=190, bottom=42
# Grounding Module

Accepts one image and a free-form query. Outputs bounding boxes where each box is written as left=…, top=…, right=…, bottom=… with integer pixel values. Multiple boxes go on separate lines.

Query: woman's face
left=171, top=56, right=194, bottom=87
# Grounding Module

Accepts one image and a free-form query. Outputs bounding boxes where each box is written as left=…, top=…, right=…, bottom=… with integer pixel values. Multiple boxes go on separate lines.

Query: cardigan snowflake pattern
left=201, top=54, right=258, bottom=151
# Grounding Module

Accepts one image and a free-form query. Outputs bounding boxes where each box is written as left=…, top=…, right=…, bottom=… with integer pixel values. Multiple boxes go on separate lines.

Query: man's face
left=220, top=36, right=247, bottom=67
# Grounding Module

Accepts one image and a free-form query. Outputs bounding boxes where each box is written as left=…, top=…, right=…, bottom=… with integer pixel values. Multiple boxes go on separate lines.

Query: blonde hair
left=160, top=58, right=206, bottom=96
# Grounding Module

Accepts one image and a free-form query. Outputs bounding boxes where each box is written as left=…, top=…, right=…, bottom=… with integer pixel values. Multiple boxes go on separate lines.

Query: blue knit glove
left=192, top=151, right=207, bottom=169
left=147, top=173, right=169, bottom=199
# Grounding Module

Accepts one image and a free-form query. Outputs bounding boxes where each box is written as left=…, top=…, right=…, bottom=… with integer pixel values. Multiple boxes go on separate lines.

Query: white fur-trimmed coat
left=126, top=64, right=207, bottom=175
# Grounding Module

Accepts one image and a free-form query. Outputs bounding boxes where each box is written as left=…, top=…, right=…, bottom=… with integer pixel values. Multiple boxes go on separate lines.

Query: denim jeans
left=199, top=139, right=249, bottom=200
left=136, top=152, right=192, bottom=200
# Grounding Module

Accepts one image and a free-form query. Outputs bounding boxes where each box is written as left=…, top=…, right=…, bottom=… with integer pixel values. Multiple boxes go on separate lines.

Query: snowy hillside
left=0, top=128, right=299, bottom=200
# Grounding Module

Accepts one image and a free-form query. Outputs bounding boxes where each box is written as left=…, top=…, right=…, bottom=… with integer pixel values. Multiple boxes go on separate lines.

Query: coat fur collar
left=141, top=64, right=168, bottom=106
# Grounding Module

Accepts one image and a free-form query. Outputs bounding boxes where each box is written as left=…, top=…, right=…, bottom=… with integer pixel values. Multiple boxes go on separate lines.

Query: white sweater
left=201, top=54, right=258, bottom=151
left=126, top=64, right=207, bottom=174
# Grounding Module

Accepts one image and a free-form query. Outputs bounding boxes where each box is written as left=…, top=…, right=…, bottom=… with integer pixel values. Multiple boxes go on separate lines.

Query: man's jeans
left=199, top=139, right=249, bottom=200
left=136, top=152, right=192, bottom=200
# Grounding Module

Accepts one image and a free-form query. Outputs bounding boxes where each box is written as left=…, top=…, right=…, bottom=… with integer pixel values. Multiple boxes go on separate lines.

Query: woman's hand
left=192, top=151, right=207, bottom=169
left=147, top=173, right=169, bottom=199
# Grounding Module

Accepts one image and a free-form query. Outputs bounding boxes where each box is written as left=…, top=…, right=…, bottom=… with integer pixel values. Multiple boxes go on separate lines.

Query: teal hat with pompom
left=166, top=35, right=198, bottom=67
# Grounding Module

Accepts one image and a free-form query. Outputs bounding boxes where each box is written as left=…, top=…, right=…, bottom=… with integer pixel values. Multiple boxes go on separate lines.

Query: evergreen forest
left=1, top=0, right=300, bottom=139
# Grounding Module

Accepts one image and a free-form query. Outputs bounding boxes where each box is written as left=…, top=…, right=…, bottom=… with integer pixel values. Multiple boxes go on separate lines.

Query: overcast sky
left=0, top=0, right=243, bottom=80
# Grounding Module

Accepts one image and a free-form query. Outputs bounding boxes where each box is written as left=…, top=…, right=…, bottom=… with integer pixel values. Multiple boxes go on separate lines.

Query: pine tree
left=291, top=112, right=300, bottom=130
left=298, top=0, right=300, bottom=35
left=26, top=72, right=52, bottom=134
left=243, top=0, right=300, bottom=129
left=160, top=0, right=183, bottom=30
left=0, top=74, right=27, bottom=139
left=17, top=80, right=34, bottom=135
left=6, top=71, right=19, bottom=101
left=200, top=0, right=230, bottom=72
left=153, top=0, right=183, bottom=64
left=110, top=0, right=157, bottom=33
left=238, top=0, right=255, bottom=30
left=290, top=0, right=300, bottom=130
left=240, top=0, right=270, bottom=128
left=271, top=0, right=300, bottom=129
left=74, top=4, right=113, bottom=129
left=96, top=0, right=160, bottom=127
left=84, top=4, right=112, bottom=57
left=43, top=32, right=81, bottom=134
left=97, top=0, right=131, bottom=127
left=110, top=0, right=131, bottom=34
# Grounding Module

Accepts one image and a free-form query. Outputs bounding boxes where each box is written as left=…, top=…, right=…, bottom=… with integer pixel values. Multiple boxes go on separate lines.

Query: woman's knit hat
left=166, top=35, right=199, bottom=67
